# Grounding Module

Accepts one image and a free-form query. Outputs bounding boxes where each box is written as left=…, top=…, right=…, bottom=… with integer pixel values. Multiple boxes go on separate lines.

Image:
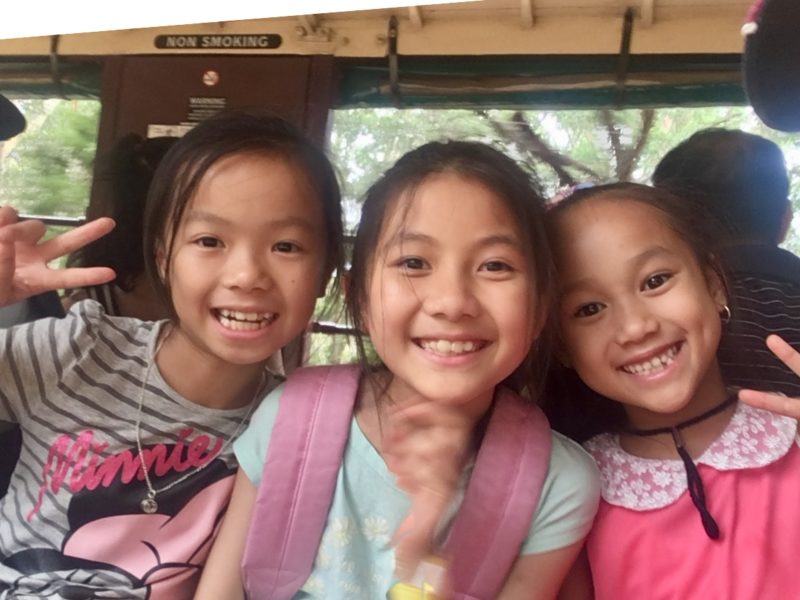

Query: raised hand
left=383, top=398, right=474, bottom=584
left=0, top=206, right=116, bottom=307
left=738, top=334, right=800, bottom=419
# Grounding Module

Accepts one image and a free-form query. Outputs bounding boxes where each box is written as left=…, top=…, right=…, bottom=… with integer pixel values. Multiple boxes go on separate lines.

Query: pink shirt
left=585, top=403, right=800, bottom=600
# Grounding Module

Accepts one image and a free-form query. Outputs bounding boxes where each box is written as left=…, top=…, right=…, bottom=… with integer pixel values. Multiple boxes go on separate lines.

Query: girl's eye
left=643, top=273, right=672, bottom=291
left=481, top=260, right=513, bottom=273
left=398, top=257, right=427, bottom=270
left=274, top=241, right=300, bottom=253
left=195, top=236, right=221, bottom=248
left=574, top=302, right=604, bottom=318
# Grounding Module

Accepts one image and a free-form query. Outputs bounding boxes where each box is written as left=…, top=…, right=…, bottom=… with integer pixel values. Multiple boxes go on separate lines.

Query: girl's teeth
left=623, top=346, right=678, bottom=375
left=217, top=309, right=274, bottom=330
left=423, top=340, right=478, bottom=356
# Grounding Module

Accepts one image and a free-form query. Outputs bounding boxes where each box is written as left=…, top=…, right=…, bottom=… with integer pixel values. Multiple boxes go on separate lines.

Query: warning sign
left=187, top=96, right=227, bottom=122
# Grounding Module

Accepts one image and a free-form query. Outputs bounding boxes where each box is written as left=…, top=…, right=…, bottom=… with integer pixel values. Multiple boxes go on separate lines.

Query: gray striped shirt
left=0, top=300, right=274, bottom=599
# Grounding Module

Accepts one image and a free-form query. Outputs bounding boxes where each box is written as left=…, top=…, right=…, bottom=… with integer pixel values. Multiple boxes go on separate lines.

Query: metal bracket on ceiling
left=295, top=14, right=332, bottom=42
left=388, top=15, right=401, bottom=106
left=408, top=6, right=424, bottom=29
left=49, top=34, right=66, bottom=99
left=641, top=0, right=655, bottom=27
left=615, top=7, right=634, bottom=107
left=521, top=0, right=535, bottom=28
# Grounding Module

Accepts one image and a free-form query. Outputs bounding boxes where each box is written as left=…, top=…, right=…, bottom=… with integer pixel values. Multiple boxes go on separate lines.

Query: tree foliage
left=330, top=106, right=800, bottom=253
left=0, top=99, right=101, bottom=217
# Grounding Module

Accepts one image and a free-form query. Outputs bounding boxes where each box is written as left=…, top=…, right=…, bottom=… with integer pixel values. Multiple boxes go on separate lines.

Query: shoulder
left=542, top=431, right=601, bottom=505
left=1, top=299, right=154, bottom=357
left=522, top=431, right=600, bottom=554
left=235, top=365, right=362, bottom=484
left=724, top=244, right=800, bottom=286
left=550, top=431, right=600, bottom=473
left=64, top=299, right=161, bottom=357
left=234, top=381, right=286, bottom=484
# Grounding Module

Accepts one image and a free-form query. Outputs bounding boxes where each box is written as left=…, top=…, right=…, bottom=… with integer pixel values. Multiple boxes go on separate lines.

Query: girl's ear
left=706, top=267, right=728, bottom=309
left=556, top=348, right=572, bottom=369
left=156, top=245, right=167, bottom=282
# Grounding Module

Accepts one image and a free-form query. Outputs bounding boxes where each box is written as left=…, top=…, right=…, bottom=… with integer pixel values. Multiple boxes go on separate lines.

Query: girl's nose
left=223, top=249, right=273, bottom=292
left=421, top=270, right=480, bottom=320
left=614, top=302, right=658, bottom=344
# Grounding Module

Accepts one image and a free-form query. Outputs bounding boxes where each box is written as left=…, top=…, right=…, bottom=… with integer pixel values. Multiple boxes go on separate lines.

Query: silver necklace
left=135, top=327, right=263, bottom=514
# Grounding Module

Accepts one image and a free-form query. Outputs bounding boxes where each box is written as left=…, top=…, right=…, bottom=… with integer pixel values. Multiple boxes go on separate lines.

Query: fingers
left=737, top=335, right=800, bottom=419
left=738, top=388, right=800, bottom=419
left=392, top=491, right=447, bottom=582
left=34, top=266, right=117, bottom=293
left=38, top=218, right=115, bottom=262
left=0, top=219, right=48, bottom=246
left=0, top=206, right=19, bottom=227
left=389, top=397, right=473, bottom=429
left=765, top=334, right=800, bottom=376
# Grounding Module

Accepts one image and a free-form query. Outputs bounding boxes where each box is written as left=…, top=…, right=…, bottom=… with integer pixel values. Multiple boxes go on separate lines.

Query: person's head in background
left=0, top=93, right=25, bottom=142
left=743, top=0, right=800, bottom=133
left=66, top=134, right=178, bottom=321
left=652, top=128, right=791, bottom=246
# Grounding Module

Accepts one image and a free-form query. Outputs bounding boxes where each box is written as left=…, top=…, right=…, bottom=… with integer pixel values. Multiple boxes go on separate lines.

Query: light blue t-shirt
left=234, top=382, right=600, bottom=599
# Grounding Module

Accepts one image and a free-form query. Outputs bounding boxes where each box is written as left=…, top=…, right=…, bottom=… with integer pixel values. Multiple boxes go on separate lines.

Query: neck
left=620, top=366, right=734, bottom=459
left=355, top=371, right=489, bottom=459
left=155, top=325, right=267, bottom=409
left=620, top=395, right=735, bottom=460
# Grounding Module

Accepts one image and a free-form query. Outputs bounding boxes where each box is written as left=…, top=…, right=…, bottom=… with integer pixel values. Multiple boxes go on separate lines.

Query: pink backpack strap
left=241, top=364, right=361, bottom=600
left=445, top=387, right=552, bottom=600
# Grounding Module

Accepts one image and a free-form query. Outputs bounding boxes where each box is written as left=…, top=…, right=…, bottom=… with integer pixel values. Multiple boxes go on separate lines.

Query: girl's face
left=365, top=172, right=539, bottom=413
left=553, top=197, right=727, bottom=428
left=161, top=152, right=326, bottom=371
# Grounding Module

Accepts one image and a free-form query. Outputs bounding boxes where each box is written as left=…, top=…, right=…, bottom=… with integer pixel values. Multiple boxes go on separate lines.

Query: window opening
left=305, top=104, right=800, bottom=366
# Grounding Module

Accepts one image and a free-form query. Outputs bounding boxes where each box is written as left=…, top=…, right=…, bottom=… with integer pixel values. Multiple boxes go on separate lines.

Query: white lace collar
left=584, top=403, right=799, bottom=510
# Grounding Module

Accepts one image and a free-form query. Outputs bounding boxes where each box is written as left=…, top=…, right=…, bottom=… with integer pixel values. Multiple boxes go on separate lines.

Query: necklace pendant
left=140, top=493, right=158, bottom=514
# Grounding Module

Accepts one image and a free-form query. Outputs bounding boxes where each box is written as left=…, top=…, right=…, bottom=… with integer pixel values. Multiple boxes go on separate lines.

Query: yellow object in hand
left=388, top=557, right=446, bottom=600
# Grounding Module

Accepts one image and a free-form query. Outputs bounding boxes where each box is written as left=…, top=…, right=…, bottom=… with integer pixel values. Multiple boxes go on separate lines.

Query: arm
left=194, top=469, right=256, bottom=600
left=739, top=334, right=800, bottom=418
left=0, top=206, right=115, bottom=307
left=383, top=398, right=474, bottom=581
left=498, top=433, right=600, bottom=600
left=498, top=541, right=585, bottom=600
left=557, top=547, right=594, bottom=600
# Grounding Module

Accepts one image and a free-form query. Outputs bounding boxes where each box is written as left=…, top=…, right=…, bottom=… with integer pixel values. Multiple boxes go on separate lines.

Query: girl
left=0, top=110, right=343, bottom=599
left=196, top=140, right=600, bottom=600
left=546, top=182, right=800, bottom=598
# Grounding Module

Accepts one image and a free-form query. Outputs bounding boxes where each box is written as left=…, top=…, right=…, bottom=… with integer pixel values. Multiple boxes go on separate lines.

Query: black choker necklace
left=624, top=393, right=737, bottom=540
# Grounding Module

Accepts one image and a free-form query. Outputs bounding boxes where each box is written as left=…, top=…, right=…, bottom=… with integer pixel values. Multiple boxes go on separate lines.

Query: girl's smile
left=619, top=342, right=681, bottom=376
left=214, top=308, right=277, bottom=332
left=416, top=337, right=487, bottom=357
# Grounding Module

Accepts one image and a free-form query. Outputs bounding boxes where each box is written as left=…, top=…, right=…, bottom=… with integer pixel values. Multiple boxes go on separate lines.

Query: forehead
left=184, top=152, right=322, bottom=223
left=553, top=197, right=692, bottom=272
left=380, top=172, right=521, bottom=242
left=195, top=152, right=310, bottom=197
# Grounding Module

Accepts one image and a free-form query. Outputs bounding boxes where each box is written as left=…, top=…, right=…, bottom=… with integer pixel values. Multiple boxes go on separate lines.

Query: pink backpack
left=241, top=365, right=552, bottom=600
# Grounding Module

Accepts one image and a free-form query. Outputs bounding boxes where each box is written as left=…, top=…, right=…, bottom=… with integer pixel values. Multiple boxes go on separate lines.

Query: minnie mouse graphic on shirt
left=1, top=431, right=236, bottom=600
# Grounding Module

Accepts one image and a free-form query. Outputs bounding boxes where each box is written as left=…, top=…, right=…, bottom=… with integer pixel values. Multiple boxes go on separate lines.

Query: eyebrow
left=185, top=210, right=318, bottom=232
left=561, top=245, right=673, bottom=295
left=387, top=230, right=523, bottom=250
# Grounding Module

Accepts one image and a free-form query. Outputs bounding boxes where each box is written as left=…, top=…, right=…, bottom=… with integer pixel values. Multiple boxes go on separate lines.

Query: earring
left=719, top=305, right=731, bottom=324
